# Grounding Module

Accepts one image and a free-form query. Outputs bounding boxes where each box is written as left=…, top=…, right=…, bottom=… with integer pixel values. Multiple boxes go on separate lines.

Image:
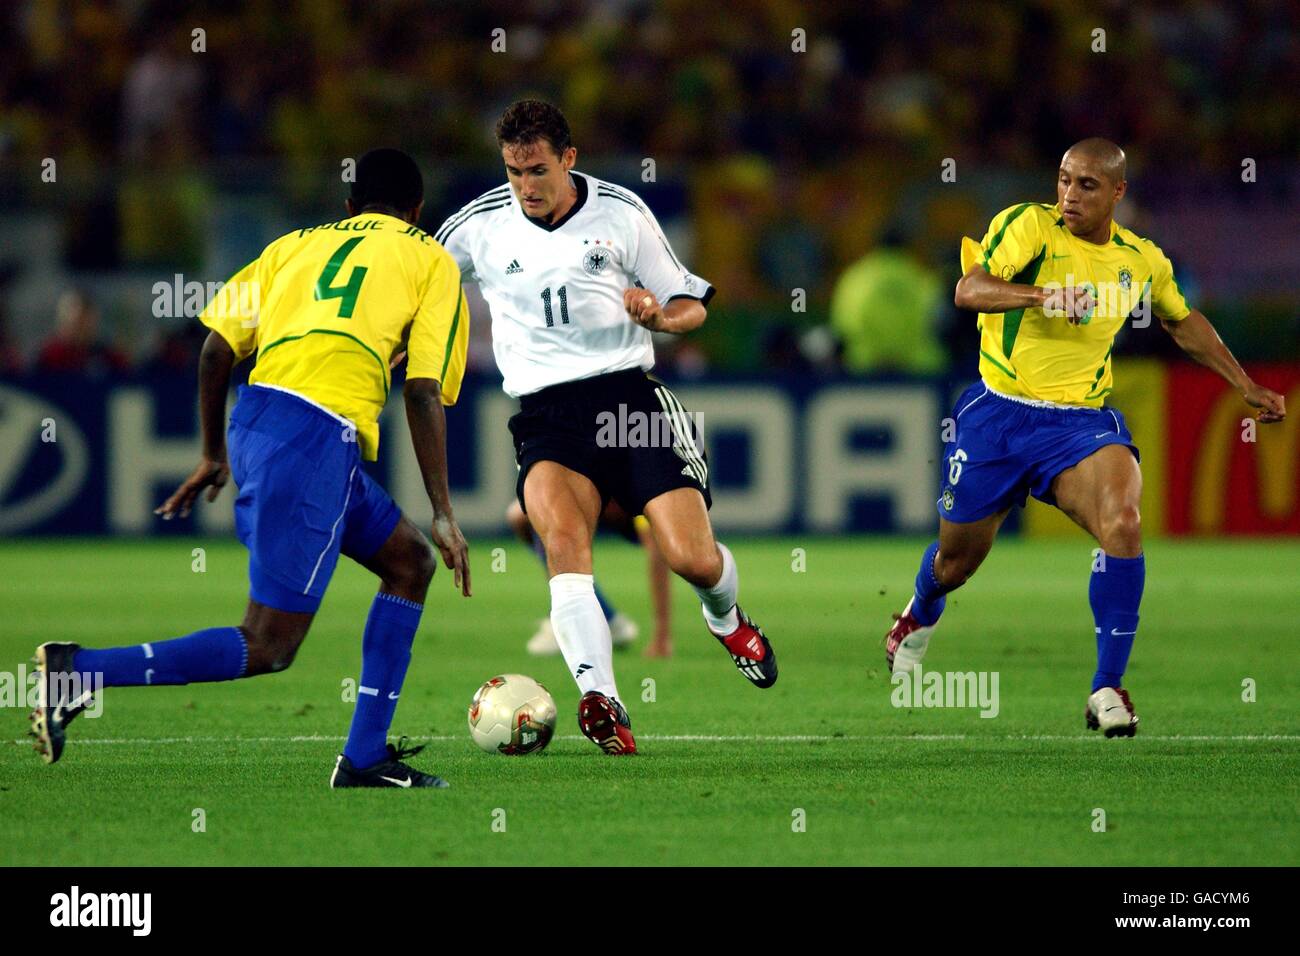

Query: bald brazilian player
left=883, top=138, right=1286, bottom=736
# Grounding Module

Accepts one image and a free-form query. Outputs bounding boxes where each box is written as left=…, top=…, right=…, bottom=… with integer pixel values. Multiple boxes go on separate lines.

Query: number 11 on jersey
left=540, top=285, right=570, bottom=327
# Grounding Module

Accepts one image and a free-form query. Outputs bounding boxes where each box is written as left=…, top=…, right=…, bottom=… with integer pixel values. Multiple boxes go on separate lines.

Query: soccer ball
left=467, top=674, right=557, bottom=755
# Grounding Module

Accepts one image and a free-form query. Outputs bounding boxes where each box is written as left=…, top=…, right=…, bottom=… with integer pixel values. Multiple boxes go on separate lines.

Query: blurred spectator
left=0, top=311, right=24, bottom=375
left=2, top=2, right=1294, bottom=181
left=830, top=229, right=946, bottom=376
left=656, top=336, right=711, bottom=380
left=0, top=1, right=1295, bottom=366
left=142, top=321, right=208, bottom=376
left=760, top=324, right=814, bottom=375
left=0, top=267, right=26, bottom=375
left=36, top=290, right=129, bottom=377
left=120, top=30, right=203, bottom=161
left=799, top=325, right=844, bottom=375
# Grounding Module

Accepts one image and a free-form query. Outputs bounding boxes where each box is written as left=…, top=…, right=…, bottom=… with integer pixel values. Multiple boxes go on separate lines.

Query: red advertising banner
left=1166, top=364, right=1300, bottom=535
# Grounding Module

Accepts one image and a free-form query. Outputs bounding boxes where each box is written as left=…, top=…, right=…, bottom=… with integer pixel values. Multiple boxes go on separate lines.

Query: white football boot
left=526, top=618, right=560, bottom=656
left=885, top=597, right=936, bottom=674
left=608, top=612, right=639, bottom=650
left=527, top=613, right=638, bottom=656
left=1086, top=687, right=1139, bottom=737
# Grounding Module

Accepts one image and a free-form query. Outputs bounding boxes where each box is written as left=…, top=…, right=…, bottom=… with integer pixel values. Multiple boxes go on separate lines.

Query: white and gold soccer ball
left=467, top=674, right=557, bottom=755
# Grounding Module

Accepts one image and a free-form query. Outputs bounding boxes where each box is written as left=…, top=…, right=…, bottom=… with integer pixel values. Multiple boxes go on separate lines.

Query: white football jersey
left=435, top=172, right=714, bottom=397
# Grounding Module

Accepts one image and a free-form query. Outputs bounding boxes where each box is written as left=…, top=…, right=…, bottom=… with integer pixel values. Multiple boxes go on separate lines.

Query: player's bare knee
left=408, top=536, right=437, bottom=590
left=266, top=637, right=302, bottom=673
left=396, top=550, right=435, bottom=600
left=542, top=528, right=591, bottom=573
left=685, top=551, right=722, bottom=588
left=241, top=624, right=306, bottom=675
left=1101, top=505, right=1142, bottom=556
left=661, top=539, right=719, bottom=587
left=380, top=531, right=435, bottom=598
left=936, top=550, right=981, bottom=589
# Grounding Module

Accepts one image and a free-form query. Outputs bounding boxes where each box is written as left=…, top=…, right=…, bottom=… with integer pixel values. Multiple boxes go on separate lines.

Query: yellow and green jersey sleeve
left=405, top=260, right=470, bottom=404
left=962, top=202, right=1191, bottom=406
left=1145, top=239, right=1191, bottom=322
left=198, top=258, right=262, bottom=360
left=198, top=214, right=468, bottom=460
left=978, top=202, right=1051, bottom=282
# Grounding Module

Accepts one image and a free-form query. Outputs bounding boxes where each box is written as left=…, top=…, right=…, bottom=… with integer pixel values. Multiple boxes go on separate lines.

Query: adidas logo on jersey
left=505, top=259, right=523, bottom=275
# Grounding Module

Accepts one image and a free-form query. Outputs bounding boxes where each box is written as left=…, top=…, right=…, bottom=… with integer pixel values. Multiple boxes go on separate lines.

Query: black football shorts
left=508, top=368, right=712, bottom=516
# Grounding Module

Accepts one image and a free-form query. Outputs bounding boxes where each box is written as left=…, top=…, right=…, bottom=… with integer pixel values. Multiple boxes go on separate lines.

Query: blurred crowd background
left=1, top=0, right=1297, bottom=382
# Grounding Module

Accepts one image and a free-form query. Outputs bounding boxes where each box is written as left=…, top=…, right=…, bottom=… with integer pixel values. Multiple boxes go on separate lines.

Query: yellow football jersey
left=961, top=202, right=1191, bottom=406
left=199, top=213, right=469, bottom=460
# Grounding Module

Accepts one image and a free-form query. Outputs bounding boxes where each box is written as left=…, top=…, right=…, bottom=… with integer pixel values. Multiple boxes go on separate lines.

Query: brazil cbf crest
left=1118, top=267, right=1132, bottom=291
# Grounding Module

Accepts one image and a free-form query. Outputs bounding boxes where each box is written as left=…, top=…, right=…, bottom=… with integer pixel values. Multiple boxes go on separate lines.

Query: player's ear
left=407, top=200, right=424, bottom=226
left=345, top=198, right=357, bottom=218
left=562, top=146, right=577, bottom=171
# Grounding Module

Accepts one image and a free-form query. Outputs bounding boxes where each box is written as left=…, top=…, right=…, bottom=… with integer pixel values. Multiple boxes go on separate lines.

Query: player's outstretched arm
left=155, top=331, right=235, bottom=519
left=1161, top=309, right=1286, bottom=423
left=624, top=289, right=706, bottom=334
left=954, top=266, right=1095, bottom=323
left=404, top=376, right=472, bottom=596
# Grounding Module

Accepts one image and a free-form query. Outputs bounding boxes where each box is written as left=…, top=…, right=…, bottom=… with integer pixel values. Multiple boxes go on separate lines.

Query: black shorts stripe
left=654, top=386, right=708, bottom=487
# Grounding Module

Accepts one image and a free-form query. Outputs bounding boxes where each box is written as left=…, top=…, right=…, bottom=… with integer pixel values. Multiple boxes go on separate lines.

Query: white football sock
left=694, top=542, right=740, bottom=635
left=549, top=573, right=620, bottom=700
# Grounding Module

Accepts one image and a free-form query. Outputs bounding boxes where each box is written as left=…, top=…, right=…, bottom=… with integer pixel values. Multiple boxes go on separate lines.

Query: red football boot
left=714, top=605, right=778, bottom=688
left=577, top=691, right=637, bottom=755
left=885, top=597, right=936, bottom=674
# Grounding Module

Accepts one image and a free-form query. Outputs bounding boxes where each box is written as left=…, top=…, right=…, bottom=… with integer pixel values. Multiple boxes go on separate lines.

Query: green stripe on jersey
left=1000, top=245, right=1047, bottom=358
left=259, top=329, right=390, bottom=397
left=980, top=348, right=1017, bottom=380
left=440, top=287, right=463, bottom=381
left=981, top=203, right=1034, bottom=267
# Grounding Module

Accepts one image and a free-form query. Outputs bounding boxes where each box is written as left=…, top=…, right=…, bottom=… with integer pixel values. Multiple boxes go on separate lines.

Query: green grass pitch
left=1, top=535, right=1296, bottom=866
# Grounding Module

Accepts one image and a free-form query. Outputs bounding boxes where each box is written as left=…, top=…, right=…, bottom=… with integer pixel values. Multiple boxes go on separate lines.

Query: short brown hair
left=495, top=99, right=573, bottom=156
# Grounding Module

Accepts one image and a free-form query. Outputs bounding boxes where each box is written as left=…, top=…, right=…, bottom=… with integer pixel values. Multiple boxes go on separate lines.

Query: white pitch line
left=10, top=733, right=1300, bottom=746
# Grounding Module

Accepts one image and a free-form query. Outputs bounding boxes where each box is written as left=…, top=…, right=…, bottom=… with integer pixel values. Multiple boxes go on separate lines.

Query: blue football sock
left=1090, top=552, right=1144, bottom=692
left=593, top=582, right=616, bottom=623
left=72, top=627, right=248, bottom=686
left=343, top=592, right=423, bottom=770
left=530, top=533, right=616, bottom=622
left=910, top=540, right=949, bottom=627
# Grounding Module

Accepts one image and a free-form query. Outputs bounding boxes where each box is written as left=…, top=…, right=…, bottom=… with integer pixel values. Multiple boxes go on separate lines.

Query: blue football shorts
left=226, top=384, right=402, bottom=612
left=937, top=381, right=1140, bottom=524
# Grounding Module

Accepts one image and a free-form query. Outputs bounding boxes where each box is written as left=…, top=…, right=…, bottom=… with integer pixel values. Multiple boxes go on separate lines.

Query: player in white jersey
left=437, top=100, right=777, bottom=754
